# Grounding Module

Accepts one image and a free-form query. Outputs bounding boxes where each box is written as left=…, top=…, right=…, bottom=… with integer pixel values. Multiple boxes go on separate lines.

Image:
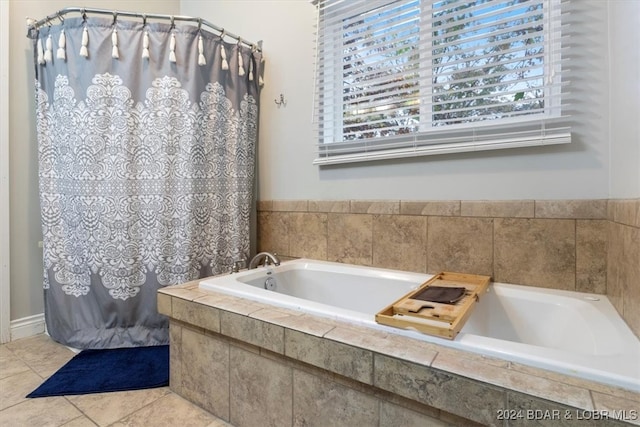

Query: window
left=313, top=0, right=570, bottom=165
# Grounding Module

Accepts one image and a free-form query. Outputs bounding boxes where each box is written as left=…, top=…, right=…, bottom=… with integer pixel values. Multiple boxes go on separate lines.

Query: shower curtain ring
left=56, top=12, right=64, bottom=24
left=112, top=11, right=118, bottom=26
left=198, top=18, right=202, bottom=31
left=142, top=14, right=147, bottom=27
left=170, top=16, right=175, bottom=29
left=220, top=28, right=225, bottom=40
left=81, top=8, right=87, bottom=22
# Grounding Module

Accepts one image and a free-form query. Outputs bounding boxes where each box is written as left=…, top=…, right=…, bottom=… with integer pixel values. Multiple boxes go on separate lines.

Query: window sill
left=313, top=132, right=571, bottom=166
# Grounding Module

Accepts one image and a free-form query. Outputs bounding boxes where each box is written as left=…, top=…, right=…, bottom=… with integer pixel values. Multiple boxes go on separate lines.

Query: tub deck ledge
left=159, top=279, right=640, bottom=427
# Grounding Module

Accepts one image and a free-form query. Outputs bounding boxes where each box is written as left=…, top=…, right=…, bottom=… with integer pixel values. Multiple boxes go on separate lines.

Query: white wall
left=608, top=0, right=640, bottom=198
left=181, top=0, right=319, bottom=202
left=1, top=0, right=10, bottom=342
left=182, top=0, right=617, bottom=201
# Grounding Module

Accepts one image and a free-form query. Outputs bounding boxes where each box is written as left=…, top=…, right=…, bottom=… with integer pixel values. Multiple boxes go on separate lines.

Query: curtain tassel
left=37, top=37, right=45, bottom=65
left=248, top=54, right=254, bottom=81
left=238, top=50, right=245, bottom=76
left=142, top=31, right=150, bottom=59
left=79, top=26, right=89, bottom=58
left=111, top=28, right=119, bottom=59
left=44, top=34, right=53, bottom=63
left=220, top=45, right=229, bottom=70
left=169, top=32, right=177, bottom=63
left=198, top=35, right=206, bottom=66
left=259, top=56, right=265, bottom=86
left=56, top=30, right=66, bottom=61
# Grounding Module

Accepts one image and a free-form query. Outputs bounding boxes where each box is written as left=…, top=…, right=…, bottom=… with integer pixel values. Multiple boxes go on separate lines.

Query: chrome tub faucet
left=248, top=252, right=281, bottom=269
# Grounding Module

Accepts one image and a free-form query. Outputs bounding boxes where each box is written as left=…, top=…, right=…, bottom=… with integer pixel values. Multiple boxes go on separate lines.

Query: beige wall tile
left=229, top=346, right=292, bottom=427
left=607, top=220, right=640, bottom=338
left=180, top=329, right=230, bottom=419
left=171, top=298, right=220, bottom=333
left=159, top=286, right=208, bottom=302
left=622, top=225, right=640, bottom=338
left=272, top=313, right=336, bottom=337
left=494, top=218, right=575, bottom=289
left=327, top=214, right=373, bottom=266
left=257, top=211, right=290, bottom=256
left=157, top=293, right=172, bottom=316
left=593, top=390, right=640, bottom=418
left=373, top=214, right=427, bottom=273
left=285, top=329, right=373, bottom=385
left=612, top=199, right=640, bottom=227
left=289, top=212, right=328, bottom=259
left=256, top=200, right=273, bottom=212
left=576, top=220, right=608, bottom=294
left=292, top=370, right=379, bottom=427
left=255, top=198, right=639, bottom=334
left=308, top=200, right=350, bottom=213
left=400, top=200, right=460, bottom=216
left=169, top=323, right=183, bottom=395
left=220, top=311, right=285, bottom=354
left=272, top=200, right=309, bottom=212
left=350, top=200, right=400, bottom=214
left=379, top=401, right=450, bottom=427
left=373, top=354, right=505, bottom=426
left=427, top=216, right=493, bottom=276
left=461, top=200, right=534, bottom=218
left=204, top=295, right=270, bottom=317
left=506, top=393, right=601, bottom=427
left=324, top=325, right=441, bottom=369
left=535, top=200, right=608, bottom=219
left=607, top=222, right=625, bottom=316
left=432, top=353, right=593, bottom=410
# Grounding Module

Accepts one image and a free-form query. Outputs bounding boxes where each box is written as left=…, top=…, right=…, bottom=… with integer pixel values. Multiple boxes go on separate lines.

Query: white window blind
left=313, top=0, right=571, bottom=165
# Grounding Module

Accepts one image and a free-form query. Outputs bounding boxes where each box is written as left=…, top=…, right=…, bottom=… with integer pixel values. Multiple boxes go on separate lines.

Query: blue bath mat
left=27, top=345, right=169, bottom=397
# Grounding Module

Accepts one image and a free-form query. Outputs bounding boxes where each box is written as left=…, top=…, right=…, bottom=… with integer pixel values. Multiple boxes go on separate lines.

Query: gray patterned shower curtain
left=28, top=15, right=263, bottom=349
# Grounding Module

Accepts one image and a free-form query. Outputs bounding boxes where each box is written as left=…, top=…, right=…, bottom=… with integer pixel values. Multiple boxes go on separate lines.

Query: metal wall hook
left=274, top=94, right=286, bottom=107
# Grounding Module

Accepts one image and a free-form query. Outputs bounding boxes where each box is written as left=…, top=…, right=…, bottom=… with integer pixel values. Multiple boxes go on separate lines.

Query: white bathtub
left=199, top=258, right=640, bottom=391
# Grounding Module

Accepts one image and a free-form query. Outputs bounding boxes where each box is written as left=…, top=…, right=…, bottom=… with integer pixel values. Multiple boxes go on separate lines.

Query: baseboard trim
left=10, top=313, right=45, bottom=341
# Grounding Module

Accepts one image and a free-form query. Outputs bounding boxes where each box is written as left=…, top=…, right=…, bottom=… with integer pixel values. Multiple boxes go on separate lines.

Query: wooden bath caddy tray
left=375, top=272, right=491, bottom=340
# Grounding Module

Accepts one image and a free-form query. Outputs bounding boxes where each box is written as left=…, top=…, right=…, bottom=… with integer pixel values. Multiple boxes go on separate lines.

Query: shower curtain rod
left=27, top=6, right=263, bottom=52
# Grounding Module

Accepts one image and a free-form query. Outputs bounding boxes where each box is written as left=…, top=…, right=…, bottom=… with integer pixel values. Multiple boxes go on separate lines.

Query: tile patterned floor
left=0, top=334, right=231, bottom=427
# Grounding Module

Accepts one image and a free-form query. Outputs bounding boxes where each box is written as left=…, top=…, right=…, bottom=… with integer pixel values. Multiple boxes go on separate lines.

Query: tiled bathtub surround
left=257, top=199, right=640, bottom=338
left=159, top=282, right=640, bottom=427
left=608, top=200, right=640, bottom=339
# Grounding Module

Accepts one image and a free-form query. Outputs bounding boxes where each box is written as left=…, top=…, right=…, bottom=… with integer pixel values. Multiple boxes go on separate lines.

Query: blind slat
left=314, top=0, right=570, bottom=164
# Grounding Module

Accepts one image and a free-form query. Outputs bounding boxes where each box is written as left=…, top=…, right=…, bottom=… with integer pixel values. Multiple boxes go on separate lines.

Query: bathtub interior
left=199, top=259, right=640, bottom=391
left=238, top=267, right=419, bottom=314
left=461, top=285, right=624, bottom=356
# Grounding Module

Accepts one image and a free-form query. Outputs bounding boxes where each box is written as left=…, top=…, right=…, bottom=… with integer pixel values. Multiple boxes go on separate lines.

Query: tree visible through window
left=314, top=0, right=569, bottom=164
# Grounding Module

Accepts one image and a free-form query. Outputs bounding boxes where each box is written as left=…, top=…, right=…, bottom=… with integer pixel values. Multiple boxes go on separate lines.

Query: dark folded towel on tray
left=413, top=286, right=466, bottom=304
